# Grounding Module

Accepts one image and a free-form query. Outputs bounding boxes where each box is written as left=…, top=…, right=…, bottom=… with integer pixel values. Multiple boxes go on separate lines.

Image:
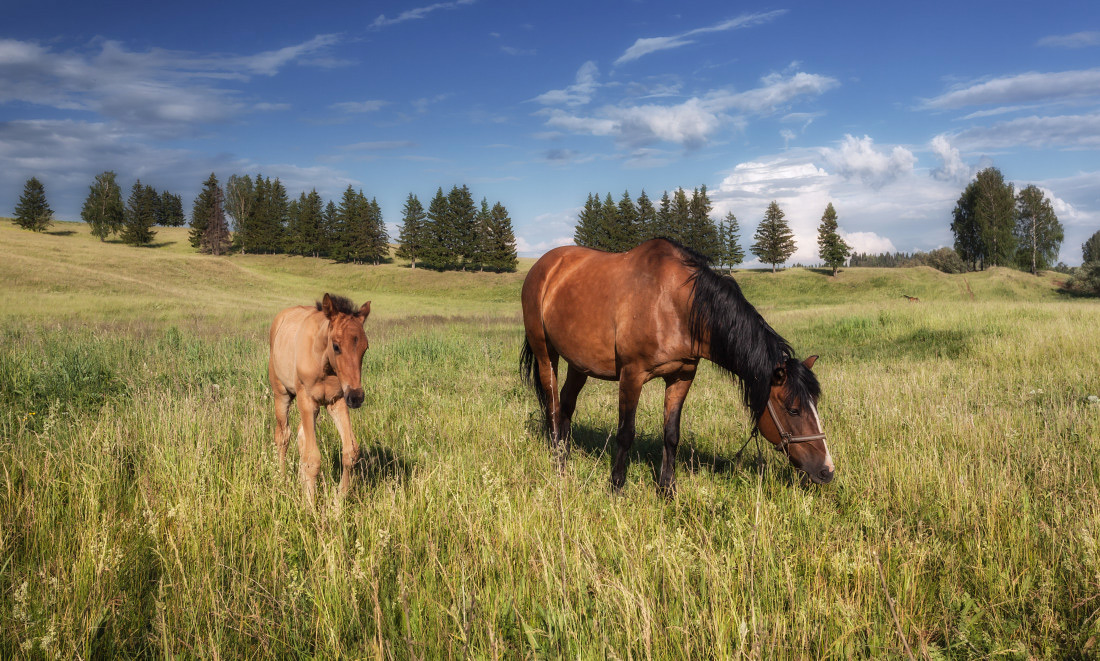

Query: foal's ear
left=803, top=355, right=818, bottom=370
left=321, top=293, right=336, bottom=319
left=357, top=301, right=371, bottom=321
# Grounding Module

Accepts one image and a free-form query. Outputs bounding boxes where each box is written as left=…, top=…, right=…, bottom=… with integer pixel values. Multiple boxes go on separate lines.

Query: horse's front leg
left=658, top=374, right=694, bottom=496
left=295, top=395, right=321, bottom=506
left=610, top=372, right=645, bottom=491
left=327, top=397, right=361, bottom=497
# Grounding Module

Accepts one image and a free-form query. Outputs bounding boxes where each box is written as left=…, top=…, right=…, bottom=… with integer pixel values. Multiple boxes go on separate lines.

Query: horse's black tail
left=520, top=336, right=549, bottom=418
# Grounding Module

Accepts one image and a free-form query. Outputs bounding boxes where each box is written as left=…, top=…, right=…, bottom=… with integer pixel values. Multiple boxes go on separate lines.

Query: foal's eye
left=333, top=343, right=342, bottom=355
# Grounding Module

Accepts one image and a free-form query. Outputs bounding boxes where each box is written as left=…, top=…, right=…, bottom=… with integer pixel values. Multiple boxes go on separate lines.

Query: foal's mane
left=669, top=240, right=820, bottom=417
left=315, top=294, right=359, bottom=316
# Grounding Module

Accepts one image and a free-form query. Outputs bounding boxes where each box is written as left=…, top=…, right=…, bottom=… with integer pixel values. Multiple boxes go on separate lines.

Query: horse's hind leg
left=557, top=366, right=588, bottom=470
left=327, top=398, right=360, bottom=497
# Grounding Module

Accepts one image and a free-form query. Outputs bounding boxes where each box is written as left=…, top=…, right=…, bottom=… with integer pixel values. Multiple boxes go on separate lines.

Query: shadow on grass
left=46, top=229, right=77, bottom=236
left=527, top=414, right=802, bottom=489
left=324, top=442, right=414, bottom=491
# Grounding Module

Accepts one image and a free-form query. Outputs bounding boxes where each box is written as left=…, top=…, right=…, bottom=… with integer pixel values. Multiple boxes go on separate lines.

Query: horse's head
left=321, top=293, right=371, bottom=409
left=757, top=355, right=834, bottom=485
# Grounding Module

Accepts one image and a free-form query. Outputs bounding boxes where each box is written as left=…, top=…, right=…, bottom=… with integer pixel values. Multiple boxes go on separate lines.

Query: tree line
left=10, top=173, right=516, bottom=271
left=572, top=189, right=852, bottom=275
left=395, top=185, right=517, bottom=272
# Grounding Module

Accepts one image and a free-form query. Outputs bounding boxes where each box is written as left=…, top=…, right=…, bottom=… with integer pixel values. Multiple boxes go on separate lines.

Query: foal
left=269, top=293, right=371, bottom=503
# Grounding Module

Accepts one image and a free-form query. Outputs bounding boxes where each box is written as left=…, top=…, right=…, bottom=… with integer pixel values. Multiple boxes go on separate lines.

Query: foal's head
left=757, top=355, right=835, bottom=484
left=318, top=293, right=371, bottom=409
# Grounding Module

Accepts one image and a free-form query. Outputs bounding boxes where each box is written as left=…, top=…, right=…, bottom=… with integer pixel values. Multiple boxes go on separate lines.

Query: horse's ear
left=358, top=301, right=371, bottom=321
left=803, top=355, right=818, bottom=370
left=772, top=366, right=787, bottom=386
left=321, top=293, right=336, bottom=319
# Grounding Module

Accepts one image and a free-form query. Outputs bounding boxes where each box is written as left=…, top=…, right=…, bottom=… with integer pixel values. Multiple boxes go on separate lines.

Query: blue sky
left=2, top=0, right=1098, bottom=264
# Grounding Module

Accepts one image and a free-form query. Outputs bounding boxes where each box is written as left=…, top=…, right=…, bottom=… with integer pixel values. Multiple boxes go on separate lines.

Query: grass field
left=2, top=220, right=1099, bottom=658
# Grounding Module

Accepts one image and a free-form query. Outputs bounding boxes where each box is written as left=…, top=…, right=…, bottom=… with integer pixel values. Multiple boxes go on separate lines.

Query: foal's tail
left=520, top=336, right=549, bottom=417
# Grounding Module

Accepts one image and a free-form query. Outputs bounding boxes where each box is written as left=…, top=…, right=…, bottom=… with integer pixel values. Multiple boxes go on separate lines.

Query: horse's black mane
left=666, top=239, right=820, bottom=417
left=315, top=294, right=358, bottom=315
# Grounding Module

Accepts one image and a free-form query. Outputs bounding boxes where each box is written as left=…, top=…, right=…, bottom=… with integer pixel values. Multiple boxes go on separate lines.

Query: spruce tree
left=636, top=190, right=657, bottom=243
left=470, top=198, right=492, bottom=271
left=366, top=197, right=389, bottom=264
left=655, top=191, right=673, bottom=240
left=669, top=188, right=691, bottom=245
left=13, top=177, right=53, bottom=232
left=752, top=201, right=796, bottom=272
left=598, top=193, right=618, bottom=251
left=158, top=191, right=185, bottom=227
left=189, top=174, right=221, bottom=249
left=614, top=190, right=639, bottom=252
left=396, top=193, right=427, bottom=268
left=286, top=196, right=302, bottom=254
left=1014, top=185, right=1062, bottom=274
left=448, top=185, right=477, bottom=268
left=321, top=200, right=338, bottom=258
left=301, top=190, right=325, bottom=258
left=422, top=187, right=449, bottom=269
left=484, top=201, right=518, bottom=272
left=574, top=193, right=602, bottom=249
left=81, top=171, right=124, bottom=240
left=685, top=185, right=720, bottom=260
left=718, top=211, right=745, bottom=271
left=121, top=180, right=158, bottom=246
left=202, top=186, right=231, bottom=255
left=817, top=202, right=851, bottom=276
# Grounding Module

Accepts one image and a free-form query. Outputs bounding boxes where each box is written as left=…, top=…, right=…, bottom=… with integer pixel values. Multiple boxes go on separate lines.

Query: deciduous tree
left=81, top=171, right=123, bottom=240
left=1014, top=185, right=1063, bottom=274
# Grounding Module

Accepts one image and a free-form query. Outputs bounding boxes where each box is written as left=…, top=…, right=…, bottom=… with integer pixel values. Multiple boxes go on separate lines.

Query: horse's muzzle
left=810, top=466, right=834, bottom=484
left=346, top=388, right=365, bottom=409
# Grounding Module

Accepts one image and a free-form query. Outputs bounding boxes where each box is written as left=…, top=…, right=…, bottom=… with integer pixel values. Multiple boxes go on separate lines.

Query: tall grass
left=2, top=223, right=1099, bottom=657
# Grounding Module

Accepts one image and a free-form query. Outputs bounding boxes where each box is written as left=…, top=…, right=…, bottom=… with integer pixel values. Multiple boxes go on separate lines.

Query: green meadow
left=2, top=221, right=1098, bottom=658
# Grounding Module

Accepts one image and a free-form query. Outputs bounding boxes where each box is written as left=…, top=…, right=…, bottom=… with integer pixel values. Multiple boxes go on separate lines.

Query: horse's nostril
left=819, top=468, right=834, bottom=482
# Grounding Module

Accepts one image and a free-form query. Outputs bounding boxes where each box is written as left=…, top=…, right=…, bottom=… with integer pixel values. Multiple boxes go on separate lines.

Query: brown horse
left=269, top=293, right=371, bottom=503
left=521, top=239, right=834, bottom=492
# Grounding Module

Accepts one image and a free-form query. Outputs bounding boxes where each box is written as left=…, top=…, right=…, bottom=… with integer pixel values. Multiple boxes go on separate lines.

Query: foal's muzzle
left=346, top=388, right=365, bottom=409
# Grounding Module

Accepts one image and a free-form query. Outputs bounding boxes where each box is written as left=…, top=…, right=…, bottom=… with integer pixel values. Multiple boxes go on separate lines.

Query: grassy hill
left=2, top=218, right=1099, bottom=658
left=0, top=219, right=1067, bottom=325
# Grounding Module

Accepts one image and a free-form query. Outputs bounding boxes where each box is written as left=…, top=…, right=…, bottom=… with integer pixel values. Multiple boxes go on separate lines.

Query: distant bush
left=1063, top=262, right=1100, bottom=296
left=921, top=247, right=967, bottom=274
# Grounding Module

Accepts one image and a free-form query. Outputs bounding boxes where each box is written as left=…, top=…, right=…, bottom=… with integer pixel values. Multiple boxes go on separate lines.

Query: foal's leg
left=327, top=398, right=361, bottom=497
left=295, top=395, right=322, bottom=506
left=658, top=375, right=694, bottom=496
left=610, top=372, right=646, bottom=491
left=556, top=366, right=588, bottom=470
left=272, top=386, right=294, bottom=474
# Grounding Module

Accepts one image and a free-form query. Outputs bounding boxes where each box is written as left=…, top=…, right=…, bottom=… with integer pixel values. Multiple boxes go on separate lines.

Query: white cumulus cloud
left=821, top=134, right=916, bottom=189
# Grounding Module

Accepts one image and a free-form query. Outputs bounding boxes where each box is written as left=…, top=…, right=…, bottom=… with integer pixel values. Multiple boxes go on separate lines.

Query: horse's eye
left=333, top=343, right=342, bottom=355
left=787, top=407, right=800, bottom=416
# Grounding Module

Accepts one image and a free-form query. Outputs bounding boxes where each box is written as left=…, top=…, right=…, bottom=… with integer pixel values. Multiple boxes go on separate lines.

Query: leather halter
left=762, top=398, right=827, bottom=454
